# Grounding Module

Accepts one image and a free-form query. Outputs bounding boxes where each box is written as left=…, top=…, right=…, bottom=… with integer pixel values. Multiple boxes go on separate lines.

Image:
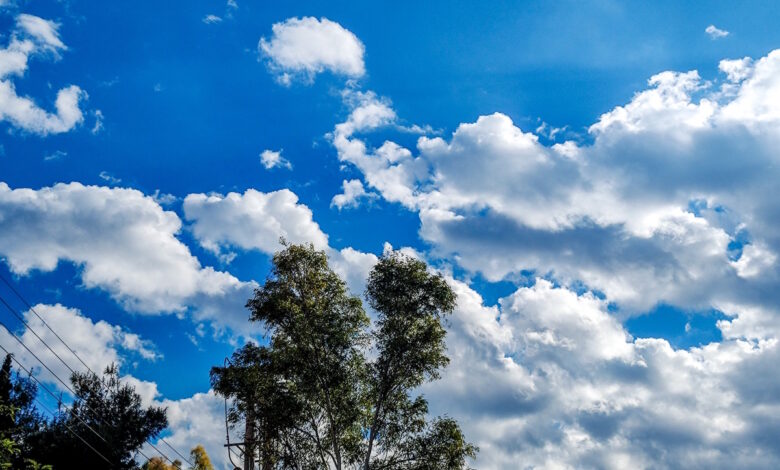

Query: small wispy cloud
left=99, top=171, right=121, bottom=184
left=91, top=110, right=104, bottom=134
left=202, top=14, right=222, bottom=24
left=152, top=189, right=177, bottom=205
left=44, top=150, right=67, bottom=161
left=705, top=24, right=729, bottom=39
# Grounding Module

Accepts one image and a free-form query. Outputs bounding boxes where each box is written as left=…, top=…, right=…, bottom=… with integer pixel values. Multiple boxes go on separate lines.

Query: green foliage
left=0, top=355, right=49, bottom=470
left=212, top=343, right=306, bottom=468
left=212, top=243, right=477, bottom=469
left=363, top=252, right=473, bottom=469
left=28, top=364, right=168, bottom=470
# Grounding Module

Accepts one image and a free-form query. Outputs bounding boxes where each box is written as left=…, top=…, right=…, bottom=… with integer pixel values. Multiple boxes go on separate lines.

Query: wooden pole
left=244, top=408, right=255, bottom=470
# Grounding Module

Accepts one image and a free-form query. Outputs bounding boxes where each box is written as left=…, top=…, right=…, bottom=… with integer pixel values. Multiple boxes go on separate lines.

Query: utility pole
left=244, top=408, right=255, bottom=470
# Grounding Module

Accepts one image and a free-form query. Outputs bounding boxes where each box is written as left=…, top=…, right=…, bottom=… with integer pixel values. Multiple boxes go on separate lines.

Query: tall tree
left=213, top=244, right=476, bottom=469
left=362, top=252, right=476, bottom=469
left=29, top=364, right=168, bottom=470
left=212, top=344, right=307, bottom=469
left=246, top=243, right=369, bottom=468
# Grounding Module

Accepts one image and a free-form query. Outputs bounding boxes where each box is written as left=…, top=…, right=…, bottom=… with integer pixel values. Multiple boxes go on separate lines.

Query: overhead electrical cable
left=0, top=272, right=195, bottom=468
left=0, top=297, right=163, bottom=467
left=0, top=364, right=115, bottom=467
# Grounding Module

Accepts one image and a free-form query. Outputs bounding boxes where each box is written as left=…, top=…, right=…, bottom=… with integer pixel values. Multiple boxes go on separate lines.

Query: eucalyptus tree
left=362, top=252, right=476, bottom=469
left=212, top=243, right=476, bottom=469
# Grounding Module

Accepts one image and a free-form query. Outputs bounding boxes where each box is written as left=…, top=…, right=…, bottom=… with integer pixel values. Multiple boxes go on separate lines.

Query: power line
left=0, top=294, right=80, bottom=381
left=0, top=363, right=115, bottom=467
left=0, top=300, right=176, bottom=469
left=0, top=274, right=95, bottom=375
left=0, top=343, right=118, bottom=466
left=0, top=316, right=111, bottom=445
left=0, top=303, right=156, bottom=466
left=0, top=273, right=195, bottom=468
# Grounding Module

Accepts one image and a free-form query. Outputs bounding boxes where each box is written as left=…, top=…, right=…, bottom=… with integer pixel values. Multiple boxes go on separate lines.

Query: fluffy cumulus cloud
left=421, top=279, right=780, bottom=469
left=0, top=14, right=85, bottom=135
left=322, top=48, right=780, bottom=466
left=259, top=17, right=365, bottom=85
left=0, top=181, right=377, bottom=335
left=183, top=188, right=329, bottom=258
left=705, top=24, right=730, bottom=39
left=330, top=178, right=375, bottom=209
left=0, top=182, right=256, bottom=333
left=146, top=390, right=239, bottom=470
left=0, top=303, right=159, bottom=393
left=183, top=187, right=378, bottom=297
left=332, top=50, right=780, bottom=318
left=259, top=148, right=292, bottom=170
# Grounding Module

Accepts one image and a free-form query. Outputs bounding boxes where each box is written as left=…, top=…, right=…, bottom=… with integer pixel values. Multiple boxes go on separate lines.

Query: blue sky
left=2, top=1, right=780, bottom=468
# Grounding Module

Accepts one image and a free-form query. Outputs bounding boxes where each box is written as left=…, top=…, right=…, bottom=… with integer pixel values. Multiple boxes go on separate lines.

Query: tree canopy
left=141, top=445, right=213, bottom=470
left=0, top=354, right=48, bottom=470
left=28, top=364, right=168, bottom=470
left=190, top=445, right=215, bottom=470
left=212, top=243, right=476, bottom=469
left=0, top=243, right=476, bottom=469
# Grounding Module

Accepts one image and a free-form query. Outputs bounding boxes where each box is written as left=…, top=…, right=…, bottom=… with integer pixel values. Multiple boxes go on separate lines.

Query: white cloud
left=719, top=57, right=753, bottom=82
left=0, top=182, right=257, bottom=333
left=0, top=303, right=159, bottom=392
left=0, top=82, right=85, bottom=135
left=91, top=109, right=105, bottom=134
left=183, top=188, right=329, bottom=258
left=336, top=89, right=397, bottom=135
left=16, top=14, right=66, bottom=51
left=422, top=278, right=780, bottom=469
left=259, top=149, right=292, bottom=170
left=202, top=14, right=222, bottom=24
left=706, top=24, right=730, bottom=39
left=731, top=242, right=777, bottom=278
left=319, top=47, right=780, bottom=465
left=43, top=150, right=66, bottom=161
left=183, top=186, right=379, bottom=297
left=330, top=50, right=780, bottom=317
left=121, top=375, right=161, bottom=409
left=0, top=181, right=374, bottom=336
left=98, top=170, right=121, bottom=184
left=259, top=17, right=365, bottom=84
left=147, top=390, right=239, bottom=470
left=328, top=247, right=378, bottom=297
left=330, top=178, right=375, bottom=209
left=0, top=14, right=85, bottom=135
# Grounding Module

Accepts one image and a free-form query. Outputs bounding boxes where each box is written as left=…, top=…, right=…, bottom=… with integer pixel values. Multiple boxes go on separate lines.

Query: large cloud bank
left=326, top=43, right=780, bottom=468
